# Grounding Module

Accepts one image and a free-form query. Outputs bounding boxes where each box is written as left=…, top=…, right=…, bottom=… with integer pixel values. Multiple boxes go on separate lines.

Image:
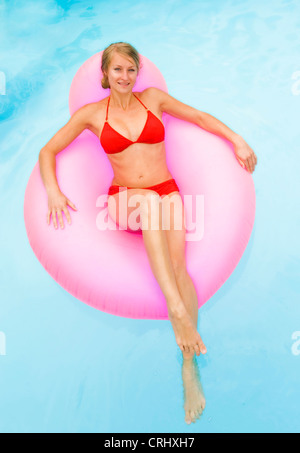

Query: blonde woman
left=39, top=42, right=257, bottom=424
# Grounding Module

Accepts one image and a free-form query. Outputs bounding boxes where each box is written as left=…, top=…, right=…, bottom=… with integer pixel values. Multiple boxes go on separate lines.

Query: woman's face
left=106, top=52, right=138, bottom=93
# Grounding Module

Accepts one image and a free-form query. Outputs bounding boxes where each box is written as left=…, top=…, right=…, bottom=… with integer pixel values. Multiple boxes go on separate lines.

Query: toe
left=200, top=343, right=207, bottom=354
left=190, top=410, right=197, bottom=423
left=196, top=337, right=206, bottom=355
left=194, top=344, right=201, bottom=356
left=198, top=407, right=204, bottom=417
left=185, top=411, right=192, bottom=425
left=195, top=410, right=201, bottom=419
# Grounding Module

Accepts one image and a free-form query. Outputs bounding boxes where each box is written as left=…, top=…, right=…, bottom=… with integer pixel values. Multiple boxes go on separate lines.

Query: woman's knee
left=173, top=262, right=188, bottom=281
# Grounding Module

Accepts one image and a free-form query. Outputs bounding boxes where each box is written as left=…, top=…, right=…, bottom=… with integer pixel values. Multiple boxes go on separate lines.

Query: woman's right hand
left=47, top=189, right=78, bottom=229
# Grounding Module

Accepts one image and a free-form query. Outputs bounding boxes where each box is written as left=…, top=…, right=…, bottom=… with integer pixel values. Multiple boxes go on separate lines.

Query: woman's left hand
left=233, top=135, right=257, bottom=173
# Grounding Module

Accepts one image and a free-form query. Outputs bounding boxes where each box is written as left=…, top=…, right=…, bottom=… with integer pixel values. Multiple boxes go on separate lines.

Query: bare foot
left=182, top=358, right=206, bottom=424
left=169, top=305, right=207, bottom=356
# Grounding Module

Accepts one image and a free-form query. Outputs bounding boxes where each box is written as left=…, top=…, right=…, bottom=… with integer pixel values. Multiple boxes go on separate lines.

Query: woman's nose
left=120, top=70, right=130, bottom=79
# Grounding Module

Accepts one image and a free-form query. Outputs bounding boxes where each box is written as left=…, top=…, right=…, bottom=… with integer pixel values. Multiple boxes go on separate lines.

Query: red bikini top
left=100, top=93, right=165, bottom=154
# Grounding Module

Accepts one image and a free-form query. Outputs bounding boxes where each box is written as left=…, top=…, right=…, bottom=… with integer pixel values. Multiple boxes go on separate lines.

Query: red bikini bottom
left=108, top=178, right=179, bottom=197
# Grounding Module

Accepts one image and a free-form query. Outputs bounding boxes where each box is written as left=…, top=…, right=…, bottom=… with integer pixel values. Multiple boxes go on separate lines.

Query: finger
left=57, top=210, right=65, bottom=229
left=62, top=206, right=72, bottom=225
left=52, top=209, right=58, bottom=229
left=47, top=210, right=51, bottom=225
left=251, top=154, right=256, bottom=172
left=247, top=154, right=254, bottom=172
left=245, top=157, right=251, bottom=172
left=248, top=156, right=253, bottom=172
left=246, top=157, right=252, bottom=172
left=67, top=199, right=78, bottom=211
left=250, top=155, right=255, bottom=172
left=236, top=156, right=245, bottom=169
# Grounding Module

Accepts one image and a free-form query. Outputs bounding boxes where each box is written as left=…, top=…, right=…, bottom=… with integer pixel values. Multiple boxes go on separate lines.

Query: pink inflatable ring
left=24, top=52, right=256, bottom=320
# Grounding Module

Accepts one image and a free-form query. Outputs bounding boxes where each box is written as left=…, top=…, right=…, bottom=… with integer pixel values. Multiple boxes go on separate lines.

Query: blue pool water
left=1, top=0, right=300, bottom=433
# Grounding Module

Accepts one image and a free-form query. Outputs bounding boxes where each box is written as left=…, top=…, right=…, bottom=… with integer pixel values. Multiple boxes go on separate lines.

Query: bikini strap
left=105, top=94, right=147, bottom=121
left=133, top=93, right=149, bottom=110
left=105, top=96, right=110, bottom=122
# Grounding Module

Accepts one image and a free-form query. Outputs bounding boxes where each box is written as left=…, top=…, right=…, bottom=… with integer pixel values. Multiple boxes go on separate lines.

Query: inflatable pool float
left=24, top=51, right=256, bottom=319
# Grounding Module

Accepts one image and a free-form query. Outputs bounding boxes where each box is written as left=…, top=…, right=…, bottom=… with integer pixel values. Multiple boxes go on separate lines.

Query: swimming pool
left=1, top=0, right=300, bottom=433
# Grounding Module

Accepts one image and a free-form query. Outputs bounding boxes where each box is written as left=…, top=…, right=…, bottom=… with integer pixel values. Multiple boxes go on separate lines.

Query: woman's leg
left=159, top=192, right=200, bottom=343
left=108, top=187, right=203, bottom=355
left=161, top=192, right=205, bottom=355
left=139, top=191, right=204, bottom=356
left=162, top=191, right=206, bottom=424
left=108, top=187, right=206, bottom=423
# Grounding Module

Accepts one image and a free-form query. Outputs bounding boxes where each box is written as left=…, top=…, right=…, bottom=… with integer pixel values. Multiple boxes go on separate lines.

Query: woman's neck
left=109, top=90, right=135, bottom=111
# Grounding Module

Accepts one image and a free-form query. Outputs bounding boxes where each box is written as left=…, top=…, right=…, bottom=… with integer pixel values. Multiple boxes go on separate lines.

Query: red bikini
left=100, top=93, right=165, bottom=154
left=100, top=93, right=179, bottom=197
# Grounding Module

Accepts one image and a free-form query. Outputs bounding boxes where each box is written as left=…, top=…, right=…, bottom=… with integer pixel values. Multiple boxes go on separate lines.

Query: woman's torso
left=87, top=90, right=173, bottom=187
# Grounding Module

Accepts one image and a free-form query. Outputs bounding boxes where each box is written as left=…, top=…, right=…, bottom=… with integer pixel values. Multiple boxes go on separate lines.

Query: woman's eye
left=114, top=68, right=135, bottom=72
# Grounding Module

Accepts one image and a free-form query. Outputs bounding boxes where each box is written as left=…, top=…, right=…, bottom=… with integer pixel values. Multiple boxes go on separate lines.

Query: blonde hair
left=101, top=42, right=140, bottom=89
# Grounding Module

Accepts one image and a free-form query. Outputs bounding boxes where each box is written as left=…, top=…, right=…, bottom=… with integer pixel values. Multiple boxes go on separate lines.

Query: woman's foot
left=182, top=357, right=206, bottom=424
left=169, top=305, right=207, bottom=356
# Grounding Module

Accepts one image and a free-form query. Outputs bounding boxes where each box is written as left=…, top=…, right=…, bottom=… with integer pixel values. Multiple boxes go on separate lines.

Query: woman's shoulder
left=73, top=97, right=108, bottom=115
left=134, top=88, right=166, bottom=111
left=88, top=97, right=109, bottom=110
left=71, top=99, right=108, bottom=136
left=135, top=87, right=165, bottom=99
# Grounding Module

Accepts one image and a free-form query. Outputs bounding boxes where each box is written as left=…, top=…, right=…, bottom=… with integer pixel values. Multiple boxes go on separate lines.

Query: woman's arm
left=39, top=104, right=94, bottom=194
left=148, top=87, right=257, bottom=173
left=39, top=103, right=95, bottom=228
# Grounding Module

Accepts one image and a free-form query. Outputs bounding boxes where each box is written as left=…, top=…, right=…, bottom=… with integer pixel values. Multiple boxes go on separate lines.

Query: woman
left=39, top=42, right=257, bottom=424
